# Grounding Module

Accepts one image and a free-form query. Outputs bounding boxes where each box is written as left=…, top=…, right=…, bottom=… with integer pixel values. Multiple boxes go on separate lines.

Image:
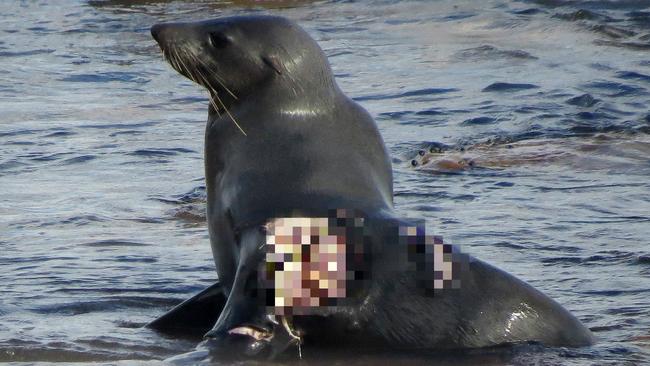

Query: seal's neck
left=208, top=74, right=340, bottom=120
left=274, top=81, right=340, bottom=118
left=207, top=92, right=236, bottom=117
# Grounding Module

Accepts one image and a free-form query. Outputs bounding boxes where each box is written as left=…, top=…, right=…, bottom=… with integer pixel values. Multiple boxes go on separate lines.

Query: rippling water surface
left=1, top=0, right=649, bottom=364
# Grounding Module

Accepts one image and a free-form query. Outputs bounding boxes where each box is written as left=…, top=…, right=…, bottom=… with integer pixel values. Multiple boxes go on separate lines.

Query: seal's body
left=204, top=76, right=393, bottom=294
left=151, top=16, right=392, bottom=294
left=149, top=15, right=593, bottom=359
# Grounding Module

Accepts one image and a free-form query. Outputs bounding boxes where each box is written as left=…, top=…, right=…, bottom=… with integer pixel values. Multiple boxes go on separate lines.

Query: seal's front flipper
left=147, top=281, right=226, bottom=337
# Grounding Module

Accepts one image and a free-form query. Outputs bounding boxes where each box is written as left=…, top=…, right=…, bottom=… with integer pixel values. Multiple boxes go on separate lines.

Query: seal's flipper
left=147, top=281, right=226, bottom=336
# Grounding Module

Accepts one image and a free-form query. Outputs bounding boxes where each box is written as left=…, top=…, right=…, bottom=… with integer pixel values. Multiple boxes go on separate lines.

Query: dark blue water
left=1, top=0, right=649, bottom=364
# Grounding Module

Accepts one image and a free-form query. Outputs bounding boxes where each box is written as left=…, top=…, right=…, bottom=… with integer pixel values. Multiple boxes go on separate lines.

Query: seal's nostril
left=150, top=23, right=163, bottom=43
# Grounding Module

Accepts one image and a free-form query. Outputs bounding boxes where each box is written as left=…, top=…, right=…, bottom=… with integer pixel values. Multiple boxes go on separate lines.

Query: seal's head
left=151, top=16, right=336, bottom=117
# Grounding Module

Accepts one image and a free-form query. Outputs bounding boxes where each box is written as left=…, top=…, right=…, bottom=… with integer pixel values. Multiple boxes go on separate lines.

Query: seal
left=148, top=15, right=594, bottom=359
left=409, top=134, right=641, bottom=173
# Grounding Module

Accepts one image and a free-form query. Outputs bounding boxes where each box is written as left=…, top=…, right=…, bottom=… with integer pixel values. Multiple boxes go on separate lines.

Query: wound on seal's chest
left=261, top=211, right=367, bottom=316
left=260, top=209, right=466, bottom=317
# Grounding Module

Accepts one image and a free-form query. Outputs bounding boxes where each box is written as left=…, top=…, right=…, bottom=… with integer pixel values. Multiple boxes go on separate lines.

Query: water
left=1, top=0, right=649, bottom=364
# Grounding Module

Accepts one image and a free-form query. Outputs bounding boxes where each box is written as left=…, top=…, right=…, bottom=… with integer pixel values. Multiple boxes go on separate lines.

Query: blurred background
left=0, top=0, right=649, bottom=364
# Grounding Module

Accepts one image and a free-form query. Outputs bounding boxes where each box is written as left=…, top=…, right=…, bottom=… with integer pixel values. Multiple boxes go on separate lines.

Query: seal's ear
left=262, top=55, right=283, bottom=75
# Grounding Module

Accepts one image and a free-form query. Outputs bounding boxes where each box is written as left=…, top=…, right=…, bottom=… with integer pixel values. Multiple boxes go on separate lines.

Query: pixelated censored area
left=262, top=209, right=369, bottom=316
left=399, top=224, right=468, bottom=294
left=261, top=210, right=468, bottom=315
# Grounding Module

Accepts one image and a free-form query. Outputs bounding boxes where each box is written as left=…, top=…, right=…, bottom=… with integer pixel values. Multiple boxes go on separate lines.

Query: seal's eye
left=209, top=32, right=231, bottom=49
left=411, top=160, right=418, bottom=167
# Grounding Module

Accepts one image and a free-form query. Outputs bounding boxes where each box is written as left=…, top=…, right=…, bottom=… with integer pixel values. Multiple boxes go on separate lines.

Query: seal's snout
left=150, top=23, right=166, bottom=45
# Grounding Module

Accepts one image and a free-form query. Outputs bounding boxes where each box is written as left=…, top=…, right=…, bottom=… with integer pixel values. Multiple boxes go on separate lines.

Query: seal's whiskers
left=174, top=48, right=198, bottom=85
left=193, top=66, right=224, bottom=118
left=186, top=52, right=247, bottom=136
left=171, top=48, right=184, bottom=77
left=169, top=48, right=181, bottom=73
left=162, top=46, right=246, bottom=136
left=214, top=86, right=247, bottom=136
left=179, top=49, right=207, bottom=88
left=188, top=51, right=239, bottom=100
